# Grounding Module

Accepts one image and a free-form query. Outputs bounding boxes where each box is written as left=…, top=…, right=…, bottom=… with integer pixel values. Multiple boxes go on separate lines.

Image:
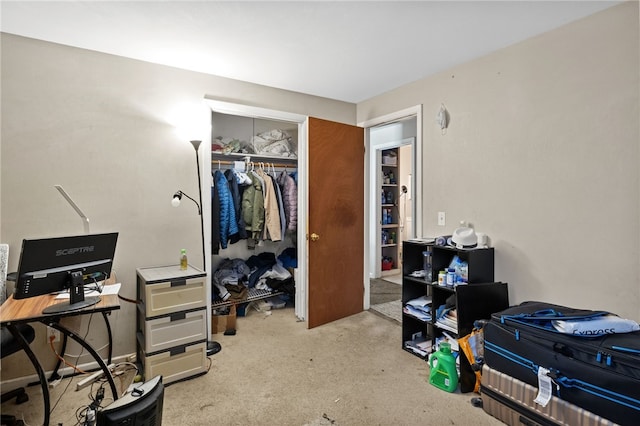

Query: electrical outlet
left=438, top=211, right=446, bottom=226
left=46, top=326, right=60, bottom=343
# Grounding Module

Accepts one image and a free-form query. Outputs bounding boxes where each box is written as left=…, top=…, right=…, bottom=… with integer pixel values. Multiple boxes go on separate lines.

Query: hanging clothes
left=211, top=184, right=221, bottom=255
left=257, top=167, right=281, bottom=242
left=224, top=168, right=247, bottom=243
left=242, top=170, right=265, bottom=249
left=270, top=172, right=287, bottom=239
left=214, top=170, right=239, bottom=250
left=277, top=170, right=297, bottom=232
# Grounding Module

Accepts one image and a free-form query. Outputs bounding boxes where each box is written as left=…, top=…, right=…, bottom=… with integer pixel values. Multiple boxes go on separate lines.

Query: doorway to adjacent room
left=361, top=105, right=423, bottom=322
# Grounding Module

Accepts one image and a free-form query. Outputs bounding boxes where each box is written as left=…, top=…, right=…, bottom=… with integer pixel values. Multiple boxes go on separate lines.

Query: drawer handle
left=170, top=312, right=186, bottom=322
left=170, top=346, right=186, bottom=356
left=170, top=279, right=187, bottom=287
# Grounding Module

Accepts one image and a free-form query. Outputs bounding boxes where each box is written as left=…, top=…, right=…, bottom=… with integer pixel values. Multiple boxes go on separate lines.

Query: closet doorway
left=360, top=106, right=422, bottom=317
left=204, top=98, right=364, bottom=329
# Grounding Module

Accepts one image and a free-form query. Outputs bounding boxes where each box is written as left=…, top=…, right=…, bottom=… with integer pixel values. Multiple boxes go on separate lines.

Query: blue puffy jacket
left=214, top=170, right=239, bottom=249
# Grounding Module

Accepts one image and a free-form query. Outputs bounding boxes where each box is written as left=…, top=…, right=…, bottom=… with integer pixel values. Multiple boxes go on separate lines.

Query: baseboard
left=0, top=353, right=135, bottom=390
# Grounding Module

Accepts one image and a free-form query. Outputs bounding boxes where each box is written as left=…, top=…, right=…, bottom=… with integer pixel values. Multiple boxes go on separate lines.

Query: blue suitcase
left=483, top=301, right=640, bottom=426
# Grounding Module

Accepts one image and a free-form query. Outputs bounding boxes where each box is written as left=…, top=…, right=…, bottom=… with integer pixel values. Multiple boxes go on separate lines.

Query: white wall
left=0, top=33, right=355, bottom=380
left=358, top=2, right=640, bottom=320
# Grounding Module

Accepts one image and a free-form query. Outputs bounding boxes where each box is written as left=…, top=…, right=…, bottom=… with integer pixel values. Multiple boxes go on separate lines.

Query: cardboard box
left=211, top=304, right=237, bottom=334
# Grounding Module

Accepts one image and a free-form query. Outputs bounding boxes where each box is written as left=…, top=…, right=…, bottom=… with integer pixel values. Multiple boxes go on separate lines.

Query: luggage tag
left=534, top=366, right=554, bottom=407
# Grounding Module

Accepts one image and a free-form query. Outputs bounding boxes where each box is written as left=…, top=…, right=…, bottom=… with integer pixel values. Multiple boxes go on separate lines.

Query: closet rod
left=211, top=159, right=295, bottom=169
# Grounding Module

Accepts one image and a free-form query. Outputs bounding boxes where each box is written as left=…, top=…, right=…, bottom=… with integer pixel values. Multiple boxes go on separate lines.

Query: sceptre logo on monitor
left=56, top=246, right=95, bottom=256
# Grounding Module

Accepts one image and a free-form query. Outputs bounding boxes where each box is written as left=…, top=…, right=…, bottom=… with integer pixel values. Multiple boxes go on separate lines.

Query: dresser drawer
left=138, top=307, right=207, bottom=354
left=139, top=275, right=206, bottom=318
left=140, top=341, right=207, bottom=385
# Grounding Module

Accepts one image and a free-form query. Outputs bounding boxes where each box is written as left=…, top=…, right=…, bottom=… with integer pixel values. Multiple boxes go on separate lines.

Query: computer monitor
left=97, top=375, right=164, bottom=426
left=13, top=232, right=118, bottom=315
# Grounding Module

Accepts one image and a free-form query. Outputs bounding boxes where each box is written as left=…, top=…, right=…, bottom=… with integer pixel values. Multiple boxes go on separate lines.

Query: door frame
left=202, top=97, right=310, bottom=324
left=358, top=105, right=423, bottom=310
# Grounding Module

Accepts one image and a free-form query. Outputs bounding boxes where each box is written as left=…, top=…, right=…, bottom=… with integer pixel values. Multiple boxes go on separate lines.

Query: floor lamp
left=172, top=139, right=221, bottom=357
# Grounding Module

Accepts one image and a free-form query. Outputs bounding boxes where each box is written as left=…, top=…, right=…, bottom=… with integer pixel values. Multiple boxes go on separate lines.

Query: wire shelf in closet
left=211, top=287, right=283, bottom=309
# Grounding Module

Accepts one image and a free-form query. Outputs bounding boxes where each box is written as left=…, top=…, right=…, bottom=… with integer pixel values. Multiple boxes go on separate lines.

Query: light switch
left=438, top=212, right=446, bottom=226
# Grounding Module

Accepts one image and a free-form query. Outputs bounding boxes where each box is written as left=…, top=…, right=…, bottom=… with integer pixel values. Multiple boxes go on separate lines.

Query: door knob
left=310, top=233, right=320, bottom=242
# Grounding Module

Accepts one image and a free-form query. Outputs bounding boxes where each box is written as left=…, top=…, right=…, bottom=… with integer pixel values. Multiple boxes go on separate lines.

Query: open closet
left=204, top=98, right=365, bottom=330
left=208, top=111, right=301, bottom=321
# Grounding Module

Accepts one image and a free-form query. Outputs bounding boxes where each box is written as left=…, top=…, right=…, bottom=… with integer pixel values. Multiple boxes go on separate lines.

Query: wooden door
left=307, top=117, right=364, bottom=328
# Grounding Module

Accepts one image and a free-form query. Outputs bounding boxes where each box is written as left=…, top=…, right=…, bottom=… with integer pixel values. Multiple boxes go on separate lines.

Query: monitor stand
left=42, top=270, right=101, bottom=315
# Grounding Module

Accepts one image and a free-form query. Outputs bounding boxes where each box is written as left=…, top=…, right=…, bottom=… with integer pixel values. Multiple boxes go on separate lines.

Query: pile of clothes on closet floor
left=212, top=250, right=296, bottom=303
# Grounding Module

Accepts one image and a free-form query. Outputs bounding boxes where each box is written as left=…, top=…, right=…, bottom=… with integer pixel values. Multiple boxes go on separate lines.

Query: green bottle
left=428, top=341, right=458, bottom=392
left=180, top=249, right=188, bottom=270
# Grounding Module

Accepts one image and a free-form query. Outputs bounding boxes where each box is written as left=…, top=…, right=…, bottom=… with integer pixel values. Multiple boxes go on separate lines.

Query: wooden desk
left=0, top=293, right=121, bottom=426
left=0, top=292, right=120, bottom=324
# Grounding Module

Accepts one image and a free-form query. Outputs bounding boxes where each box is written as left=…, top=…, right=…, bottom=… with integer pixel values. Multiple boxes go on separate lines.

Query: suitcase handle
left=553, top=342, right=574, bottom=358
left=534, top=309, right=562, bottom=317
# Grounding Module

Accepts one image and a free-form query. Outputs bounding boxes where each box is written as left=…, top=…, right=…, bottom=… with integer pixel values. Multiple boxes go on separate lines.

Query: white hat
left=451, top=227, right=477, bottom=249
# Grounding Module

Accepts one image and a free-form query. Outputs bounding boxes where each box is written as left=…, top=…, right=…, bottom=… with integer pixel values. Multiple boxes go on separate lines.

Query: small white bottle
left=438, top=270, right=447, bottom=286
left=180, top=249, right=188, bottom=270
left=446, top=268, right=455, bottom=286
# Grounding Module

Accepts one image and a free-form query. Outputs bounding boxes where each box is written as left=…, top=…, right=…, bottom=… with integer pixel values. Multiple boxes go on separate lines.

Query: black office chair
left=1, top=324, right=35, bottom=426
left=1, top=244, right=34, bottom=425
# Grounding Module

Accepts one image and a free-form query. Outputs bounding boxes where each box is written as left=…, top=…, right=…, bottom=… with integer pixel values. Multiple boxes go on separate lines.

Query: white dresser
left=136, top=265, right=208, bottom=385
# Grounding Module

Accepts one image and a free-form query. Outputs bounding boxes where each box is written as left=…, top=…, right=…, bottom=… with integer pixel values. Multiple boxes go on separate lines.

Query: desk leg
left=102, top=311, right=113, bottom=364
left=7, top=324, right=50, bottom=426
left=48, top=322, right=119, bottom=400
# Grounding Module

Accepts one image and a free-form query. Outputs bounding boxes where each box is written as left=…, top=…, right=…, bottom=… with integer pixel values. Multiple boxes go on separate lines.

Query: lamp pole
left=190, top=140, right=206, bottom=273
left=190, top=139, right=220, bottom=356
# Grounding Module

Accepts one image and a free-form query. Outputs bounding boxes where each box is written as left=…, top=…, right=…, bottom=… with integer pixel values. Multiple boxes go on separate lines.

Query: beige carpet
left=1, top=307, right=504, bottom=426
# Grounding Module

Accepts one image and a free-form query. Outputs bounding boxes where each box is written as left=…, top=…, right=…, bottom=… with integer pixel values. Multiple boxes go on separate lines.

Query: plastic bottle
left=438, top=270, right=446, bottom=286
left=422, top=249, right=432, bottom=282
left=446, top=268, right=455, bottom=286
left=429, top=341, right=459, bottom=392
left=180, top=249, right=188, bottom=270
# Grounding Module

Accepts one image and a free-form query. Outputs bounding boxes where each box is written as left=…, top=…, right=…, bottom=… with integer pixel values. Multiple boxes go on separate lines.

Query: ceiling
left=0, top=1, right=622, bottom=103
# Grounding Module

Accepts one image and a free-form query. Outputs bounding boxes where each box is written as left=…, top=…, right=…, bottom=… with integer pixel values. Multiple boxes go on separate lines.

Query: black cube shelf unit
left=401, top=240, right=509, bottom=391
